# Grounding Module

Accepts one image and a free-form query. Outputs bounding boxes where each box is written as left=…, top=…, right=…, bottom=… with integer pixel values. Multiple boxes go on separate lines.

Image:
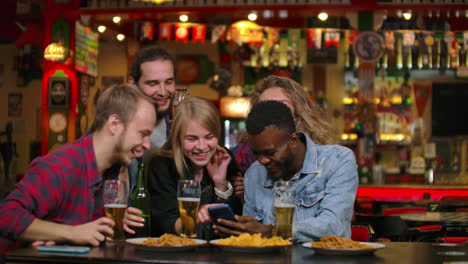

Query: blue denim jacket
left=243, top=132, right=358, bottom=242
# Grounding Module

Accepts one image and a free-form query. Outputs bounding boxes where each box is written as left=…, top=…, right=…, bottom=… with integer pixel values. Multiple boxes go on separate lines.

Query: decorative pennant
left=265, top=27, right=279, bottom=48
left=141, top=22, right=154, bottom=41
left=324, top=30, right=340, bottom=48
left=287, top=29, right=301, bottom=47
left=211, top=25, right=226, bottom=44
left=464, top=32, right=468, bottom=51
left=192, top=24, right=206, bottom=43
left=402, top=32, right=415, bottom=47
left=158, top=23, right=172, bottom=41
left=307, top=29, right=316, bottom=49
left=174, top=24, right=189, bottom=43
left=413, top=83, right=431, bottom=118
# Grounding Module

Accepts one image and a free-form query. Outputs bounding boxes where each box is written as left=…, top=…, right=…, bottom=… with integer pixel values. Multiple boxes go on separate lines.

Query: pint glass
left=177, top=180, right=200, bottom=238
left=172, top=86, right=190, bottom=117
left=273, top=181, right=296, bottom=239
left=103, top=179, right=128, bottom=242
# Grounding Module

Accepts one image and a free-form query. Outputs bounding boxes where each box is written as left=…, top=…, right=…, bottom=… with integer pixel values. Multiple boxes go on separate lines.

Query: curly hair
left=246, top=101, right=296, bottom=136
left=249, top=75, right=335, bottom=144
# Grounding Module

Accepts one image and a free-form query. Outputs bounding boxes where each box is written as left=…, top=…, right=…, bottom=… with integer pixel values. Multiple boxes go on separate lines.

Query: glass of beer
left=273, top=181, right=296, bottom=239
left=172, top=86, right=190, bottom=117
left=177, top=179, right=200, bottom=238
left=103, top=179, right=128, bottom=243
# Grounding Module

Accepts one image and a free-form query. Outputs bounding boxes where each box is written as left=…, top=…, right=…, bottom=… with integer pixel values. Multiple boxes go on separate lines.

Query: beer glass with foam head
left=177, top=179, right=200, bottom=238
left=273, top=180, right=296, bottom=239
left=103, top=179, right=128, bottom=242
left=172, top=86, right=190, bottom=117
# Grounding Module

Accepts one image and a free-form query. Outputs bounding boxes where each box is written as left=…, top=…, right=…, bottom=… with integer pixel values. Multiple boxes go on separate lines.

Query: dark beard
left=156, top=103, right=171, bottom=123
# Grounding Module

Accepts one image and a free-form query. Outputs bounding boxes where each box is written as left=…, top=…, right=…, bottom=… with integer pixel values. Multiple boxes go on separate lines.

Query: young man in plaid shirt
left=0, top=83, right=156, bottom=254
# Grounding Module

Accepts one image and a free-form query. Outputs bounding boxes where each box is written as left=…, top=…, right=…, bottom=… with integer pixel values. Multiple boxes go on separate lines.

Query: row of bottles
left=346, top=31, right=467, bottom=70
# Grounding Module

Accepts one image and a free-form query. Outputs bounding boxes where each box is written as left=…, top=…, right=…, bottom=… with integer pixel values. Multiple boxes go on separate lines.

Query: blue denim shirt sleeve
left=242, top=133, right=358, bottom=242
left=294, top=147, right=358, bottom=241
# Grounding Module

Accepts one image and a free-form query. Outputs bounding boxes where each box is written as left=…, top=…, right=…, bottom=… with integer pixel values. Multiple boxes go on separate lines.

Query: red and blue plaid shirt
left=0, top=133, right=106, bottom=254
left=232, top=142, right=256, bottom=174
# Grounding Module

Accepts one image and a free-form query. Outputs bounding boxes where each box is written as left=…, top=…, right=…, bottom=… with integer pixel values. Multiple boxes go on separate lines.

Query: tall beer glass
left=103, top=179, right=128, bottom=242
left=273, top=181, right=296, bottom=239
left=172, top=86, right=190, bottom=117
left=177, top=180, right=200, bottom=238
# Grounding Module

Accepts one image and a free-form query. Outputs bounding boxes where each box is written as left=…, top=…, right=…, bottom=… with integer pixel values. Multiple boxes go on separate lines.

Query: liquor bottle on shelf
left=131, top=159, right=151, bottom=237
left=358, top=166, right=373, bottom=184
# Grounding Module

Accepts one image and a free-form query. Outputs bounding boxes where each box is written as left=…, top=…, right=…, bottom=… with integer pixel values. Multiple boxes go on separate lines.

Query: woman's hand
left=123, top=207, right=146, bottom=235
left=197, top=203, right=224, bottom=224
left=229, top=172, right=244, bottom=199
left=207, top=146, right=231, bottom=191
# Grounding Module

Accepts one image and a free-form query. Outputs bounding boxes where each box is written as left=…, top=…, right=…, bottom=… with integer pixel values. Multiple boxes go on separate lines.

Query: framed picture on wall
left=8, top=93, right=22, bottom=117
left=48, top=77, right=70, bottom=107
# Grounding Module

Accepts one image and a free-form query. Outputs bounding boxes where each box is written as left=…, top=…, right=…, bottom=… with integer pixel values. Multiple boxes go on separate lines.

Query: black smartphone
left=208, top=204, right=236, bottom=226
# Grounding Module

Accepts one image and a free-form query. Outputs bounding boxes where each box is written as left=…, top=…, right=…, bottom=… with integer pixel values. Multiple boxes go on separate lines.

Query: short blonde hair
left=92, top=83, right=156, bottom=131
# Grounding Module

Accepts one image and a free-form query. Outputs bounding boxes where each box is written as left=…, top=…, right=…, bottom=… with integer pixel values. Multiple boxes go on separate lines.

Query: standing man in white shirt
left=128, top=46, right=176, bottom=164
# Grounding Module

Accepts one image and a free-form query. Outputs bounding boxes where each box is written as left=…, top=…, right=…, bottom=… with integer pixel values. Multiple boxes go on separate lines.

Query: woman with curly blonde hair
left=233, top=75, right=335, bottom=174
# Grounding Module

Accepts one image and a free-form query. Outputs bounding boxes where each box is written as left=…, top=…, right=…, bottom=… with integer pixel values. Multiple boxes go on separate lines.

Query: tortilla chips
left=213, top=233, right=291, bottom=247
left=311, top=235, right=373, bottom=249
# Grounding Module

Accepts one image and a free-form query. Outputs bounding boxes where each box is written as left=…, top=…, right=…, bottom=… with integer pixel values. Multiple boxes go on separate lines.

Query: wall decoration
left=48, top=77, right=69, bottom=107
left=0, top=64, right=3, bottom=88
left=175, top=55, right=214, bottom=84
left=8, top=93, right=23, bottom=117
left=75, top=21, right=99, bottom=77
left=101, top=76, right=124, bottom=91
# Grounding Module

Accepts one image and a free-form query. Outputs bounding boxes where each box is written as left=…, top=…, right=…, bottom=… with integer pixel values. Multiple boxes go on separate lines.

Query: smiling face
left=182, top=120, right=218, bottom=169
left=248, top=126, right=296, bottom=181
left=135, top=60, right=175, bottom=117
left=113, top=99, right=156, bottom=166
left=258, top=87, right=295, bottom=117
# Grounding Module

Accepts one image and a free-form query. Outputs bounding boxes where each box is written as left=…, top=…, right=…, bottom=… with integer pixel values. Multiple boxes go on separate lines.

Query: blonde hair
left=92, top=83, right=155, bottom=131
left=250, top=75, right=334, bottom=144
left=158, top=97, right=221, bottom=178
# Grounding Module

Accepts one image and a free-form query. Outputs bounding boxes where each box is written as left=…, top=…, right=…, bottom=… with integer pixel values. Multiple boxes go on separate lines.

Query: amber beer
left=177, top=197, right=200, bottom=238
left=104, top=203, right=127, bottom=241
left=274, top=203, right=295, bottom=239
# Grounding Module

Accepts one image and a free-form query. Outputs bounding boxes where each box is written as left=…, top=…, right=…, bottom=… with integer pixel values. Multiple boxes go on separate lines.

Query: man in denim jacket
left=213, top=101, right=358, bottom=241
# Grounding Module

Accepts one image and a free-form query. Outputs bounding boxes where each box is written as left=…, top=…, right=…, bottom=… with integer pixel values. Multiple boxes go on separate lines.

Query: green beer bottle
left=131, top=159, right=151, bottom=237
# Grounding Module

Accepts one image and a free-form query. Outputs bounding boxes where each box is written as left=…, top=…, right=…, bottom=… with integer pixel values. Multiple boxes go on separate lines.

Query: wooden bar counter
left=5, top=242, right=468, bottom=264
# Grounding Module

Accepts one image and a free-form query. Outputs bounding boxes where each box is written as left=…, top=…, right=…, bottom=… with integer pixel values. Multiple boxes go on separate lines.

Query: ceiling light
left=396, top=10, right=402, bottom=18
left=279, top=10, right=288, bottom=19
left=263, top=10, right=273, bottom=19
left=116, top=33, right=125, bottom=41
left=97, top=25, right=106, bottom=33
left=402, top=11, right=412, bottom=20
left=248, top=11, right=258, bottom=21
left=112, top=16, right=121, bottom=24
left=318, top=12, right=328, bottom=21
left=179, top=14, right=188, bottom=22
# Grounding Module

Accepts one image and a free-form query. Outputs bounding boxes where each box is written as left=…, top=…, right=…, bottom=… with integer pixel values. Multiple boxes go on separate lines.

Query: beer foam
left=104, top=203, right=127, bottom=208
left=274, top=202, right=295, bottom=208
left=177, top=197, right=200, bottom=202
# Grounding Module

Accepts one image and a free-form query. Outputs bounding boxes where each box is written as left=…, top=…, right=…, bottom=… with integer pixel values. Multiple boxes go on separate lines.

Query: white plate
left=302, top=241, right=386, bottom=256
left=210, top=239, right=291, bottom=253
left=126, top=237, right=207, bottom=252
